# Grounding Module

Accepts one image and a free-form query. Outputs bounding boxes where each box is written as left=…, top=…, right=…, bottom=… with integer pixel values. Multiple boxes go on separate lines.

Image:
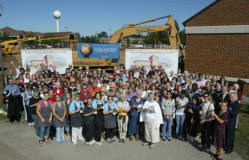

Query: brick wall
left=243, top=84, right=249, bottom=97
left=184, top=0, right=249, bottom=26
left=185, top=34, right=249, bottom=79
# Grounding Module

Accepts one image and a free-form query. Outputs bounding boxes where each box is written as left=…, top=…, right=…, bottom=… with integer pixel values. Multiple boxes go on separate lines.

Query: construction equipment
left=0, top=34, right=77, bottom=55
left=73, top=15, right=181, bottom=67
left=109, top=15, right=181, bottom=49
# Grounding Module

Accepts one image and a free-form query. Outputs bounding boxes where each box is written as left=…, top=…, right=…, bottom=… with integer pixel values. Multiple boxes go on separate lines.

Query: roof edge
left=183, top=0, right=219, bottom=26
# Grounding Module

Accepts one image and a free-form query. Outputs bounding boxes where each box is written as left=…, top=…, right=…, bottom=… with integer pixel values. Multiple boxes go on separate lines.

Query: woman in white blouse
left=140, top=93, right=163, bottom=149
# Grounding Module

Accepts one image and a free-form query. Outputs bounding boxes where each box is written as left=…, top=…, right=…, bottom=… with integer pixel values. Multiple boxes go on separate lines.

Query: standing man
left=4, top=78, right=21, bottom=122
left=226, top=91, right=240, bottom=154
left=69, top=93, right=85, bottom=146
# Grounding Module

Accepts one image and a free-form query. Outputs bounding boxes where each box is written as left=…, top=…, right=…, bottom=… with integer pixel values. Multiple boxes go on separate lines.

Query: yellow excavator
left=0, top=34, right=77, bottom=55
left=73, top=15, right=181, bottom=67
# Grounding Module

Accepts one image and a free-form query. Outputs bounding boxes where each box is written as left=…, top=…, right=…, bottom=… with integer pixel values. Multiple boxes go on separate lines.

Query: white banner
left=125, top=49, right=179, bottom=76
left=21, top=48, right=73, bottom=74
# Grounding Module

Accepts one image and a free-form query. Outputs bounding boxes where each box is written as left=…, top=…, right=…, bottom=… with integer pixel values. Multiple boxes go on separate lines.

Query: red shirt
left=48, top=98, right=55, bottom=103
left=87, top=86, right=101, bottom=97
left=52, top=88, right=63, bottom=102
left=79, top=91, right=91, bottom=102
left=53, top=88, right=64, bottom=95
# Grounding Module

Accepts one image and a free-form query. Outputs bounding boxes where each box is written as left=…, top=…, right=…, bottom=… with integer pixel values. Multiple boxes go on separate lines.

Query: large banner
left=77, top=43, right=120, bottom=59
left=125, top=49, right=179, bottom=76
left=21, top=49, right=73, bottom=74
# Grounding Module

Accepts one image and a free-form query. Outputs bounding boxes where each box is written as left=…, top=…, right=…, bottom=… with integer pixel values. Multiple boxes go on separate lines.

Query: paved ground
left=0, top=118, right=244, bottom=160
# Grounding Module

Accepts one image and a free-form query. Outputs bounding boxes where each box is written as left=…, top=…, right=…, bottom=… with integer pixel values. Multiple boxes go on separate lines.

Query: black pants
left=190, top=118, right=200, bottom=137
left=201, top=121, right=211, bottom=148
left=49, top=125, right=56, bottom=140
left=226, top=120, right=236, bottom=152
left=105, top=128, right=115, bottom=139
left=183, top=114, right=192, bottom=139
left=85, top=120, right=95, bottom=142
left=94, top=118, right=103, bottom=142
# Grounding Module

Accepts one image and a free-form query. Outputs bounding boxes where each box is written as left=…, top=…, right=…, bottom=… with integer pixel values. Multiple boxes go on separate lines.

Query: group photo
left=0, top=0, right=248, bottom=160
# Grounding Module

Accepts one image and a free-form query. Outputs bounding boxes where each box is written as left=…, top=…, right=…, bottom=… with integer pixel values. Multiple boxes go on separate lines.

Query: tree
left=0, top=31, right=10, bottom=42
left=179, top=29, right=186, bottom=46
left=97, top=31, right=108, bottom=38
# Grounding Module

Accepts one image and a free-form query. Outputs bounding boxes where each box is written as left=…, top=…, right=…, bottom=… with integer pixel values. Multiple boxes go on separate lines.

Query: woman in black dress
left=211, top=101, right=229, bottom=160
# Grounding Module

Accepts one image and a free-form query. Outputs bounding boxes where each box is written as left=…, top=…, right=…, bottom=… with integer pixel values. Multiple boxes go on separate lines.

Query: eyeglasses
left=83, top=88, right=87, bottom=89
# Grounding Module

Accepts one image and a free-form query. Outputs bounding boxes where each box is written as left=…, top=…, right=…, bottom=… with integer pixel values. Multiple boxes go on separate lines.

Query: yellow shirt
left=117, top=101, right=129, bottom=116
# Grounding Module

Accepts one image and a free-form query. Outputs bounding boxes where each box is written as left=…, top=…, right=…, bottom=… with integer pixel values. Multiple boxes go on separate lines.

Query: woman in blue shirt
left=128, top=90, right=144, bottom=141
left=92, top=92, right=105, bottom=146
left=103, top=96, right=117, bottom=143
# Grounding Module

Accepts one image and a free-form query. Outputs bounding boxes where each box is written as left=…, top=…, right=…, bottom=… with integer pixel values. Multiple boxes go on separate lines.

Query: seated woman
left=83, top=98, right=96, bottom=146
left=103, top=96, right=117, bottom=143
left=140, top=93, right=163, bottom=149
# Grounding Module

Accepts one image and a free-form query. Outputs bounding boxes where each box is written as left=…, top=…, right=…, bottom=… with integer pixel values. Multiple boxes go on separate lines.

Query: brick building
left=183, top=0, right=249, bottom=102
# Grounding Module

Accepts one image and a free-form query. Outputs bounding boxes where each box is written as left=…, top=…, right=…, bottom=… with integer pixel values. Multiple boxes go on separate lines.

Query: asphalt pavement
left=0, top=118, right=244, bottom=160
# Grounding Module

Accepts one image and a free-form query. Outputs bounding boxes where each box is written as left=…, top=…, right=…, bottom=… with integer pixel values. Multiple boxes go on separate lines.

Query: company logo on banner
left=77, top=43, right=120, bottom=59
left=125, top=49, right=179, bottom=76
left=21, top=49, right=73, bottom=74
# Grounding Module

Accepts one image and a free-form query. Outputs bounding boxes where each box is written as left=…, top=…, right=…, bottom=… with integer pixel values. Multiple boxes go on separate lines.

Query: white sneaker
left=79, top=138, right=85, bottom=142
left=91, top=140, right=96, bottom=144
left=143, top=142, right=149, bottom=146
left=96, top=142, right=102, bottom=146
left=86, top=141, right=94, bottom=146
left=73, top=143, right=78, bottom=146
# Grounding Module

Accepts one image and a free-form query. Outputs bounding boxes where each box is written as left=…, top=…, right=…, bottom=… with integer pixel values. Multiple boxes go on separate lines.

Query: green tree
left=0, top=32, right=10, bottom=42
left=179, top=29, right=186, bottom=46
left=97, top=31, right=108, bottom=38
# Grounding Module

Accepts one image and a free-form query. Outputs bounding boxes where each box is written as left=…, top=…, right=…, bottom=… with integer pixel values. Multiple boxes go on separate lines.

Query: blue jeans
left=56, top=127, right=65, bottom=143
left=31, top=114, right=40, bottom=137
left=39, top=126, right=50, bottom=140
left=176, top=115, right=185, bottom=139
left=25, top=105, right=33, bottom=123
left=65, top=123, right=70, bottom=132
left=162, top=117, right=173, bottom=139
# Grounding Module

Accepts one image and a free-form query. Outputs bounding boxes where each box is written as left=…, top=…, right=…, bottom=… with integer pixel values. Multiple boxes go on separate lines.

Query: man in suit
left=226, top=91, right=240, bottom=154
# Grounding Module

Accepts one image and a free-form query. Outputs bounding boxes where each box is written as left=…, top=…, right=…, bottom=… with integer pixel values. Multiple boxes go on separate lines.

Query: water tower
left=53, top=10, right=61, bottom=32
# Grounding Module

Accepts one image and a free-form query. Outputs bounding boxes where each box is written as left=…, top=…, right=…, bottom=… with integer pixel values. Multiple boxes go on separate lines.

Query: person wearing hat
left=69, top=93, right=85, bottom=146
left=29, top=90, right=42, bottom=139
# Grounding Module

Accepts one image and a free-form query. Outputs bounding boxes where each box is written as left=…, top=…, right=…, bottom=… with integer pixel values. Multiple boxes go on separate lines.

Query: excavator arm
left=109, top=15, right=181, bottom=49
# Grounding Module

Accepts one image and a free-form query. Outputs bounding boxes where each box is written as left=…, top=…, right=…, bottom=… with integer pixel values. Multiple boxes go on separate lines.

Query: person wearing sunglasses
left=199, top=92, right=214, bottom=153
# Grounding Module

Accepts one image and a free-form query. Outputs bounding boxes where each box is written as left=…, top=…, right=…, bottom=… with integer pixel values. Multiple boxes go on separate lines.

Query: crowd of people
left=3, top=63, right=241, bottom=160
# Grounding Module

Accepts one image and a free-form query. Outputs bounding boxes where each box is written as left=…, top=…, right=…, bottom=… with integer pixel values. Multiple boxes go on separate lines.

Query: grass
left=235, top=104, right=249, bottom=160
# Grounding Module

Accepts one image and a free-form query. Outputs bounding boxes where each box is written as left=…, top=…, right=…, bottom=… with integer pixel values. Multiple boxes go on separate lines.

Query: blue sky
left=0, top=0, right=215, bottom=36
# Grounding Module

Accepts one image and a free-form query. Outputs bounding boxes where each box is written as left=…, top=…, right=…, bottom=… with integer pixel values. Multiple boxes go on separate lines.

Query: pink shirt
left=196, top=79, right=207, bottom=89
